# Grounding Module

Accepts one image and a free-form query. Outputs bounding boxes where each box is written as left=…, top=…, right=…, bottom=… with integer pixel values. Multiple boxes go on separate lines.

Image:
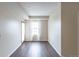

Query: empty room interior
left=1, top=2, right=79, bottom=57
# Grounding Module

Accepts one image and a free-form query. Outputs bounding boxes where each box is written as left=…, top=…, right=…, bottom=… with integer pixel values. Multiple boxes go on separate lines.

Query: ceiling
left=18, top=2, right=60, bottom=16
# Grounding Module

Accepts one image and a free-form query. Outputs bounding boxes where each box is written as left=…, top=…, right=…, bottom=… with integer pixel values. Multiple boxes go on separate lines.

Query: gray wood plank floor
left=10, top=41, right=60, bottom=57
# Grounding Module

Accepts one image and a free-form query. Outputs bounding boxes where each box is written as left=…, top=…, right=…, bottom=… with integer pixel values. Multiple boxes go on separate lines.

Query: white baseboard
left=24, top=40, right=48, bottom=41
left=8, top=43, right=22, bottom=57
left=48, top=40, right=62, bottom=56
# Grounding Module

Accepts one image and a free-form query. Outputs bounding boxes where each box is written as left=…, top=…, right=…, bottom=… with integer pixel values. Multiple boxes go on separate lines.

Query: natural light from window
left=22, top=22, right=25, bottom=42
left=30, top=21, right=41, bottom=41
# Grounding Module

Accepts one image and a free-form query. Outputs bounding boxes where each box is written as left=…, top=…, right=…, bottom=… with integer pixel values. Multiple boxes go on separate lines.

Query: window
left=30, top=21, right=41, bottom=40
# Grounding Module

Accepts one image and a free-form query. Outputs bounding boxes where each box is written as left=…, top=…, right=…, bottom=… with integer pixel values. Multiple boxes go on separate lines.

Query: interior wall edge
left=8, top=43, right=22, bottom=57
left=48, top=40, right=61, bottom=56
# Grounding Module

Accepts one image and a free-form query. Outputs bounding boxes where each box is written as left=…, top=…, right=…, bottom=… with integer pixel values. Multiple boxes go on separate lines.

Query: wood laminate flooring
left=10, top=41, right=60, bottom=57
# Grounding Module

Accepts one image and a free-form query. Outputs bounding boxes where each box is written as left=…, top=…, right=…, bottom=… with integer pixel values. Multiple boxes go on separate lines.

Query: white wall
left=48, top=2, right=79, bottom=57
left=25, top=20, right=30, bottom=41
left=40, top=20, right=48, bottom=41
left=48, top=3, right=61, bottom=56
left=0, top=2, right=28, bottom=57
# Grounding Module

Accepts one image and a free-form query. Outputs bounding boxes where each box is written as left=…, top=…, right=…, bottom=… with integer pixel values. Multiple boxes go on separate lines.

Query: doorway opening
left=21, top=22, right=25, bottom=43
